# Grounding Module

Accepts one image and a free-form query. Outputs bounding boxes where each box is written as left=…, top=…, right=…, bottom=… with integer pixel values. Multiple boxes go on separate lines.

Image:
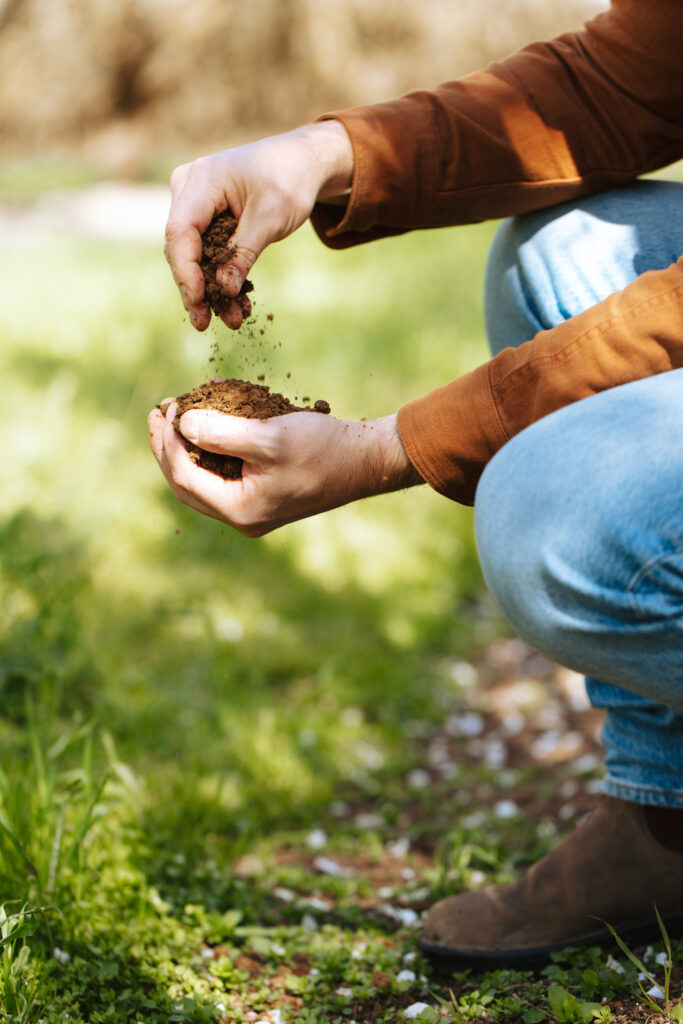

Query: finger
left=178, top=410, right=271, bottom=460
left=148, top=407, right=167, bottom=465
left=169, top=162, right=192, bottom=198
left=157, top=407, right=228, bottom=520
left=219, top=299, right=247, bottom=331
left=164, top=226, right=206, bottom=310
left=213, top=202, right=274, bottom=296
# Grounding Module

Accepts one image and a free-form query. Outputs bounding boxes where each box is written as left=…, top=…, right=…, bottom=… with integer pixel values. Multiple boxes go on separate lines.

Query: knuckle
left=165, top=216, right=182, bottom=244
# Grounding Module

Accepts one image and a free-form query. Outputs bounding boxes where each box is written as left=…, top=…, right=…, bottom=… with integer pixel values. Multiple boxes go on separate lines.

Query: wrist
left=358, top=415, right=424, bottom=496
left=293, top=121, right=353, bottom=204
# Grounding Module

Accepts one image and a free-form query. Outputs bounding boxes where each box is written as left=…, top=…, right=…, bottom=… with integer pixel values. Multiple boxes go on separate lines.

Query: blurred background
left=1, top=0, right=607, bottom=180
left=8, top=2, right=672, bottom=1019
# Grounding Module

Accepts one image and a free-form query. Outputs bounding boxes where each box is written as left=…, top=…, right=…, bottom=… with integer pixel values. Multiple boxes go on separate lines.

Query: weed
left=0, top=904, right=46, bottom=1023
left=596, top=906, right=683, bottom=1021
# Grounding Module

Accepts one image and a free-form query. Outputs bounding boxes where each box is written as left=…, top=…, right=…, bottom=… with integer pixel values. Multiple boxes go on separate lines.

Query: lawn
left=0, top=205, right=680, bottom=1023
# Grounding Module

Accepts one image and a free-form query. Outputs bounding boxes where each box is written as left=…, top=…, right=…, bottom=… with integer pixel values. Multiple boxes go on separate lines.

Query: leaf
left=523, top=1009, right=546, bottom=1023
left=592, top=917, right=655, bottom=987
left=577, top=1001, right=602, bottom=1022
left=669, top=1003, right=683, bottom=1022
left=548, top=983, right=579, bottom=1021
left=653, top=903, right=672, bottom=965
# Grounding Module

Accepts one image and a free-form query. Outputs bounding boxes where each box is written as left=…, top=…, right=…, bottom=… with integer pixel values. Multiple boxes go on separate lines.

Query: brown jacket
left=311, top=0, right=683, bottom=504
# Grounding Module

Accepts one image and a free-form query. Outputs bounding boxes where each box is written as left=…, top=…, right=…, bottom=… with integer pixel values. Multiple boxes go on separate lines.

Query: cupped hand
left=148, top=403, right=422, bottom=537
left=164, top=121, right=353, bottom=331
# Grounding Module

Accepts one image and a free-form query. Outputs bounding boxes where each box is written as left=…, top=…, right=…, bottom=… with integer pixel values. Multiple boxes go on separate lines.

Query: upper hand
left=148, top=403, right=422, bottom=537
left=164, top=121, right=353, bottom=331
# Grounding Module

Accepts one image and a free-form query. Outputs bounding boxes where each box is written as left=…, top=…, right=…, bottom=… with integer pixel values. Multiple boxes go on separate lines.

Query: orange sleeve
left=310, top=0, right=683, bottom=247
left=396, top=258, right=683, bottom=504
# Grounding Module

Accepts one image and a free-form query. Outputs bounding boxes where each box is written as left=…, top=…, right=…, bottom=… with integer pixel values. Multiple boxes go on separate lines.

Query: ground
left=0, top=181, right=681, bottom=1023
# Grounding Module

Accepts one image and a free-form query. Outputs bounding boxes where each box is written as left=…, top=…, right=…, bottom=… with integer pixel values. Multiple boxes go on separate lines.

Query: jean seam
left=627, top=536, right=683, bottom=632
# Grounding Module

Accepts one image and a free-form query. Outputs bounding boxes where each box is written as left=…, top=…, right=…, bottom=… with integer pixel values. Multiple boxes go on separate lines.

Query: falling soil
left=200, top=209, right=254, bottom=316
left=171, top=378, right=331, bottom=479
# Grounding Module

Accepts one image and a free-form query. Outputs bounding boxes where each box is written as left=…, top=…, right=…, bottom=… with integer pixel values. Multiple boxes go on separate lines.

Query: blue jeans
left=476, top=180, right=683, bottom=808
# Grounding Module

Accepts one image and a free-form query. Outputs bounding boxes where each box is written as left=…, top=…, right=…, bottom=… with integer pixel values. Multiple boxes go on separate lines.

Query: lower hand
left=148, top=403, right=422, bottom=537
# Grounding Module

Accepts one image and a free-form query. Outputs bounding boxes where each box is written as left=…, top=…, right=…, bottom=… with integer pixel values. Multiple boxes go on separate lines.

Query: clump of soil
left=201, top=209, right=254, bottom=316
left=171, top=378, right=331, bottom=479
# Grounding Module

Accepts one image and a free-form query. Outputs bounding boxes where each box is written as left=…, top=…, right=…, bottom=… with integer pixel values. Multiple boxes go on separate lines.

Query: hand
left=148, top=403, right=423, bottom=537
left=164, top=121, right=353, bottom=331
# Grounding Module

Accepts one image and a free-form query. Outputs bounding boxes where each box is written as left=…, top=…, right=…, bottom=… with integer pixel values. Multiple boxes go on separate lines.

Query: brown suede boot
left=421, top=796, right=683, bottom=969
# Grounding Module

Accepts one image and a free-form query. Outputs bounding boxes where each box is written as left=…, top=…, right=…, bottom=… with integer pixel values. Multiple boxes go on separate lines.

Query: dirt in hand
left=171, top=378, right=331, bottom=479
left=200, top=210, right=254, bottom=316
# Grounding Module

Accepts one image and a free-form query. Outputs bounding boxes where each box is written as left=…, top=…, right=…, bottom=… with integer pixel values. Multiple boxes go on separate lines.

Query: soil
left=200, top=209, right=254, bottom=316
left=170, top=377, right=331, bottom=479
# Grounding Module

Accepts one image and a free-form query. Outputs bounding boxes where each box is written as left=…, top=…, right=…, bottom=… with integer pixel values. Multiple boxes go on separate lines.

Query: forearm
left=311, top=0, right=683, bottom=248
left=398, top=258, right=683, bottom=504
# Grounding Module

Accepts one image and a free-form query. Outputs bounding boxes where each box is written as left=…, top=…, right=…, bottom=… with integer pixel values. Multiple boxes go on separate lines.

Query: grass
left=0, top=199, right=681, bottom=1022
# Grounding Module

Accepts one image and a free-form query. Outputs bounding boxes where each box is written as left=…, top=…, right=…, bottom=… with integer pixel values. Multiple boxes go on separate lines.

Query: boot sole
left=420, top=909, right=683, bottom=971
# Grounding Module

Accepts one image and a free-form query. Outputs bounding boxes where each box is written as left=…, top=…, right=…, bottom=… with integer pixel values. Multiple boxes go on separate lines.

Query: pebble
left=407, top=769, right=431, bottom=789
left=404, top=1003, right=431, bottom=1019
left=387, top=837, right=410, bottom=858
left=494, top=799, right=518, bottom=819
left=306, top=828, right=327, bottom=849
left=397, top=969, right=417, bottom=983
left=313, top=855, right=356, bottom=878
left=380, top=905, right=419, bottom=927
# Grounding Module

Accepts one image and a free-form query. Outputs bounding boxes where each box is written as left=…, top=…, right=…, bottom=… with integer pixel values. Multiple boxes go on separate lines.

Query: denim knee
left=475, top=431, right=568, bottom=659
left=484, top=181, right=683, bottom=357
left=474, top=374, right=683, bottom=708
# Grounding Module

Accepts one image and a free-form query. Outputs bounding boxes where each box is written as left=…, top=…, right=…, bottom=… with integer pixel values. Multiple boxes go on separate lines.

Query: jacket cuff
left=396, top=363, right=509, bottom=506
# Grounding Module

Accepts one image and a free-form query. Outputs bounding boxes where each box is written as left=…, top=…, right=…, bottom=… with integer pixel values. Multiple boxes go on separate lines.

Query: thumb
left=214, top=204, right=274, bottom=297
left=179, top=410, right=270, bottom=461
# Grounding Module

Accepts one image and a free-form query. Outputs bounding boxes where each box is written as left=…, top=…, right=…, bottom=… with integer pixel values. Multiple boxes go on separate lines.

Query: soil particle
left=171, top=377, right=331, bottom=479
left=200, top=209, right=254, bottom=316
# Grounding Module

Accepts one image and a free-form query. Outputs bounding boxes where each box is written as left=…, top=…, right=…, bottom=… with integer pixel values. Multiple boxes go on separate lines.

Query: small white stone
left=273, top=886, right=295, bottom=902
left=404, top=1002, right=431, bottom=1019
left=380, top=905, right=419, bottom=927
left=301, top=913, right=319, bottom=931
left=336, top=986, right=353, bottom=997
left=461, top=811, right=486, bottom=829
left=53, top=947, right=71, bottom=965
left=387, top=837, right=410, bottom=858
left=308, top=968, right=320, bottom=977
left=647, top=985, right=665, bottom=1000
left=299, top=896, right=329, bottom=912
left=313, top=855, right=356, bottom=878
left=606, top=955, right=624, bottom=974
left=397, top=969, right=416, bottom=983
left=403, top=951, right=417, bottom=963
left=407, top=769, right=431, bottom=789
left=494, top=799, right=518, bottom=819
left=306, top=828, right=327, bottom=849
left=654, top=951, right=669, bottom=966
left=271, top=943, right=286, bottom=956
left=354, top=811, right=383, bottom=830
left=483, top=740, right=507, bottom=768
left=446, top=711, right=484, bottom=737
left=401, top=867, right=416, bottom=880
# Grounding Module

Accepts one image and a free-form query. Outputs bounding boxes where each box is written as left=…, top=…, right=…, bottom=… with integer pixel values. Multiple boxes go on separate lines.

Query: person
left=149, top=0, right=683, bottom=967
